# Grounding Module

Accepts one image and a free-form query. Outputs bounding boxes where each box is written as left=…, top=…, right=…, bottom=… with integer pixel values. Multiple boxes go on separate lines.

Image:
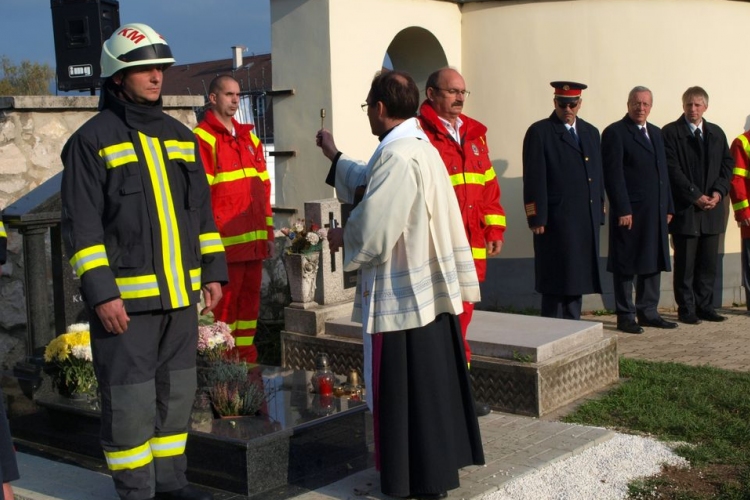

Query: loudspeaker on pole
left=50, top=0, right=120, bottom=93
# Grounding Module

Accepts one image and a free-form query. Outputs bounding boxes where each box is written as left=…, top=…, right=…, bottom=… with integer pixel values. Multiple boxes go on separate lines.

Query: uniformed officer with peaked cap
left=522, top=81, right=604, bottom=319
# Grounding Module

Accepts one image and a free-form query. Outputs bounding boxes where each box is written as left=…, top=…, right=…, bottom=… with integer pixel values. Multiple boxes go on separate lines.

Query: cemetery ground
left=568, top=307, right=750, bottom=499
left=563, top=357, right=750, bottom=499
left=261, top=308, right=750, bottom=499
left=4, top=308, right=750, bottom=499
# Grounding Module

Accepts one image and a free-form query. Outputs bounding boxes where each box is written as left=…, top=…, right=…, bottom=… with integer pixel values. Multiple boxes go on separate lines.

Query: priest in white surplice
left=315, top=70, right=484, bottom=500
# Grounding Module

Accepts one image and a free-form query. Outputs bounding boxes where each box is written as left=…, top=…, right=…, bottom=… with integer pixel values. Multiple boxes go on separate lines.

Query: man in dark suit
left=662, top=86, right=733, bottom=324
left=602, top=86, right=677, bottom=334
left=523, top=81, right=604, bottom=319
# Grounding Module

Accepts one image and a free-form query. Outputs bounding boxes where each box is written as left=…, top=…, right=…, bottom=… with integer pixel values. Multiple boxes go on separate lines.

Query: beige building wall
left=271, top=0, right=461, bottom=213
left=461, top=0, right=750, bottom=260
left=271, top=0, right=750, bottom=309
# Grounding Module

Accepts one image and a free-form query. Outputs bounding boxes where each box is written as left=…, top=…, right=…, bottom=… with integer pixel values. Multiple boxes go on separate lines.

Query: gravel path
left=483, top=433, right=689, bottom=500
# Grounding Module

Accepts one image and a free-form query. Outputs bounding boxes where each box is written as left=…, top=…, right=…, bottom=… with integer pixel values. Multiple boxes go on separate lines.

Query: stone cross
left=304, top=199, right=356, bottom=305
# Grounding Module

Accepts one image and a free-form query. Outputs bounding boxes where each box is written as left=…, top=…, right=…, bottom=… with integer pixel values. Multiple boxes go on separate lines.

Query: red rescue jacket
left=730, top=131, right=750, bottom=239
left=194, top=111, right=273, bottom=263
left=418, top=101, right=506, bottom=281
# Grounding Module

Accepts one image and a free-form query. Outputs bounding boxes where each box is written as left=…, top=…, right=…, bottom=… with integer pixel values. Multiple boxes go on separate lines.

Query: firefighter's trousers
left=91, top=306, right=198, bottom=500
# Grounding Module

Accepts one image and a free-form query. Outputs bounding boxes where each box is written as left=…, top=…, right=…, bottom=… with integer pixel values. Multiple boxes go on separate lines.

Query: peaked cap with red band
left=550, top=81, right=587, bottom=100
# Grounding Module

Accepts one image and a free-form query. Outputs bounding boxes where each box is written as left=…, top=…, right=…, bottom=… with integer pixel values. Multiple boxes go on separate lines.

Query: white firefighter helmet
left=100, top=23, right=175, bottom=78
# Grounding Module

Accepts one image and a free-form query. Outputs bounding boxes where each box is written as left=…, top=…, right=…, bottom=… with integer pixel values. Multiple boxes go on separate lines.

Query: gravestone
left=4, top=172, right=88, bottom=396
left=19, top=365, right=372, bottom=498
left=303, top=198, right=356, bottom=305
left=283, top=199, right=356, bottom=339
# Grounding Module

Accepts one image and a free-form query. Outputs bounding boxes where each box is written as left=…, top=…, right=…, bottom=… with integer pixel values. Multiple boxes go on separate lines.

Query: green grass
left=589, top=308, right=616, bottom=316
left=563, top=357, right=750, bottom=498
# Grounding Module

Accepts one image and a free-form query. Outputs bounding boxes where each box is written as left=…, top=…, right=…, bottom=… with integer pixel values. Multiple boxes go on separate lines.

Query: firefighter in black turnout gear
left=61, top=23, right=227, bottom=500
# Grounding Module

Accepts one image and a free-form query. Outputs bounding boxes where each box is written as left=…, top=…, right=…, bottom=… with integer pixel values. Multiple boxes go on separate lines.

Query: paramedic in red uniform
left=418, top=68, right=506, bottom=416
left=194, top=75, right=274, bottom=362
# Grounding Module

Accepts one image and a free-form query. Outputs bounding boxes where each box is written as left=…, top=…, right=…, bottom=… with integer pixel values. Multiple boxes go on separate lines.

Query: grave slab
left=283, top=309, right=618, bottom=417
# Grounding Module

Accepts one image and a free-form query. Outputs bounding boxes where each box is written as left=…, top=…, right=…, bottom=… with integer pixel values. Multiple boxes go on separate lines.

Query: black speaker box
left=50, top=0, right=120, bottom=92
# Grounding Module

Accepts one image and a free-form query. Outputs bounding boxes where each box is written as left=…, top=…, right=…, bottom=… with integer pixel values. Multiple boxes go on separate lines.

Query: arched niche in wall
left=384, top=27, right=447, bottom=99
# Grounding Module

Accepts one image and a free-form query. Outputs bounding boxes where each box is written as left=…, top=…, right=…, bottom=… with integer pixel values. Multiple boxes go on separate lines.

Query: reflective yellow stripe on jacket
left=484, top=214, right=507, bottom=227
left=199, top=232, right=224, bottom=255
left=104, top=442, right=153, bottom=471
left=210, top=167, right=270, bottom=185
left=734, top=136, right=750, bottom=212
left=450, top=172, right=485, bottom=187
left=0, top=221, right=6, bottom=238
left=221, top=229, right=268, bottom=248
left=70, top=244, right=109, bottom=278
left=99, top=142, right=138, bottom=169
left=115, top=274, right=160, bottom=299
left=164, top=140, right=196, bottom=162
left=189, top=268, right=201, bottom=291
left=737, top=136, right=750, bottom=178
left=448, top=166, right=498, bottom=187
left=193, top=127, right=217, bottom=183
left=472, top=247, right=486, bottom=260
left=484, top=166, right=497, bottom=183
left=140, top=133, right=190, bottom=309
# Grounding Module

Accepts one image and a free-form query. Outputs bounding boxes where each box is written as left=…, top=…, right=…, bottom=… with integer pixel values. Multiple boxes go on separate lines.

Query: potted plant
left=207, top=360, right=268, bottom=418
left=280, top=219, right=328, bottom=304
left=197, top=316, right=234, bottom=364
left=196, top=315, right=235, bottom=390
left=43, top=323, right=97, bottom=399
left=280, top=219, right=328, bottom=255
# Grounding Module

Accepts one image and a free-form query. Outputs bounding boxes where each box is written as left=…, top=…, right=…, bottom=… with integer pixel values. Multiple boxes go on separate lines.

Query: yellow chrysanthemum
left=44, top=326, right=91, bottom=362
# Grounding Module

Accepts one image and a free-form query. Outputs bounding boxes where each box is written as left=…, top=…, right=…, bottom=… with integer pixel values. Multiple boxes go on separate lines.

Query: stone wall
left=0, top=95, right=293, bottom=372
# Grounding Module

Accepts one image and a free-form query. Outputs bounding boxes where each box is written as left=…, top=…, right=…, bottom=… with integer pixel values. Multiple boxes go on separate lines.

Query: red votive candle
left=317, top=377, right=334, bottom=395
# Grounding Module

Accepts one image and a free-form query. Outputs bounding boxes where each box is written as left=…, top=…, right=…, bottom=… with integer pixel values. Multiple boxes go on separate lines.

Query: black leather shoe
left=616, top=319, right=643, bottom=334
left=678, top=312, right=702, bottom=325
left=155, top=485, right=214, bottom=500
left=697, top=310, right=727, bottom=322
left=638, top=316, right=678, bottom=329
left=475, top=401, right=491, bottom=417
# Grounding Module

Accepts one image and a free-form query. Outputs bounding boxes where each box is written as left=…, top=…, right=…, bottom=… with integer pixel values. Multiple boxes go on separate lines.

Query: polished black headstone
left=16, top=365, right=372, bottom=498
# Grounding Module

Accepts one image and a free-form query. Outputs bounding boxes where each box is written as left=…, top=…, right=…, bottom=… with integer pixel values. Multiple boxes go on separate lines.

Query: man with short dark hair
left=61, top=23, right=227, bottom=500
left=194, top=75, right=274, bottom=362
left=662, top=86, right=733, bottom=324
left=318, top=70, right=485, bottom=499
left=602, top=86, right=676, bottom=334
left=522, top=81, right=605, bottom=320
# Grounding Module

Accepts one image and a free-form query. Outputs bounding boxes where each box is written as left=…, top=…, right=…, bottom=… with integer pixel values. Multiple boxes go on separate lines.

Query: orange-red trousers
left=458, top=301, right=474, bottom=365
left=213, top=260, right=262, bottom=363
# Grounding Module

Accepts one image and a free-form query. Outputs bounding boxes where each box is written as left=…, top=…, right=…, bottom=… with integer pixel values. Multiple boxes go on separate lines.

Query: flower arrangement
left=208, top=361, right=269, bottom=417
left=44, top=323, right=97, bottom=397
left=280, top=219, right=328, bottom=255
left=198, top=318, right=234, bottom=363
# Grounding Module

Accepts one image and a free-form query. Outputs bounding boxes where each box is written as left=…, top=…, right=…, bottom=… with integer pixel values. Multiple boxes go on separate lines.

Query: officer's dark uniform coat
left=602, top=116, right=674, bottom=275
left=523, top=113, right=604, bottom=295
